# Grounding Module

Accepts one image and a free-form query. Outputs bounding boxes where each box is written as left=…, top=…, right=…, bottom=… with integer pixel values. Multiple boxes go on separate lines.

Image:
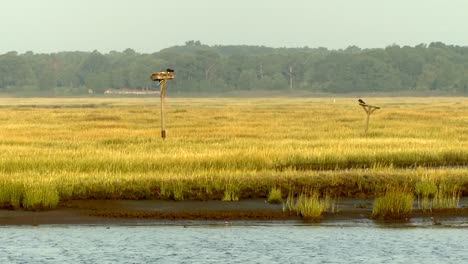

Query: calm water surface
left=0, top=224, right=467, bottom=263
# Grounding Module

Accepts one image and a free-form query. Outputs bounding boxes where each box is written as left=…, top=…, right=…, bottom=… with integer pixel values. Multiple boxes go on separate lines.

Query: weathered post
left=159, top=78, right=166, bottom=139
left=150, top=69, right=175, bottom=140
left=358, top=99, right=380, bottom=133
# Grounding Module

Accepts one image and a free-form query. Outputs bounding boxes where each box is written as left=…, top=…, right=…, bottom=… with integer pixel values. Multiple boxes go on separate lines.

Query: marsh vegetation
left=0, top=97, right=466, bottom=215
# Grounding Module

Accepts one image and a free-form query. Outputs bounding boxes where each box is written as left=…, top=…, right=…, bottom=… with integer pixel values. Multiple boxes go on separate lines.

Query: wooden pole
left=360, top=104, right=380, bottom=133
left=160, top=79, right=166, bottom=139
left=150, top=70, right=174, bottom=139
left=365, top=111, right=370, bottom=133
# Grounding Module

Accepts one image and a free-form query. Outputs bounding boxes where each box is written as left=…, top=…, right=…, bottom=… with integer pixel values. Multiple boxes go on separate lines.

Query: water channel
left=1, top=223, right=467, bottom=263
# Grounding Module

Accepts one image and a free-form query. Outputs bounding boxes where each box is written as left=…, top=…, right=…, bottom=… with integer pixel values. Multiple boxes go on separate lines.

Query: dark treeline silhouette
left=1, top=41, right=467, bottom=95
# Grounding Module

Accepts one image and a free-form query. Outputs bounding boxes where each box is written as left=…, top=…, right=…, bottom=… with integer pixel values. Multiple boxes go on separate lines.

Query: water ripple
left=0, top=225, right=467, bottom=263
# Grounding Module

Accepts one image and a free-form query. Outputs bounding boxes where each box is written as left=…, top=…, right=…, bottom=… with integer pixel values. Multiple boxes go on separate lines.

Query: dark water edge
left=1, top=198, right=468, bottom=226
left=0, top=224, right=467, bottom=264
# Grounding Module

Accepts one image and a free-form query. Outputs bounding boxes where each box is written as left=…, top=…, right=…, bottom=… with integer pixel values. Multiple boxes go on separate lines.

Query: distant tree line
left=1, top=41, right=467, bottom=95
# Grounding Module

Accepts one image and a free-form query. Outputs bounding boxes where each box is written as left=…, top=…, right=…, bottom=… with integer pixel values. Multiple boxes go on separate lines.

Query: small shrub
left=267, top=187, right=282, bottom=204
left=372, top=191, right=413, bottom=220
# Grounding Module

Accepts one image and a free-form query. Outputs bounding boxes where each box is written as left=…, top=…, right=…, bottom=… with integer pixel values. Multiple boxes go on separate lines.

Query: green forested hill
left=1, top=41, right=467, bottom=95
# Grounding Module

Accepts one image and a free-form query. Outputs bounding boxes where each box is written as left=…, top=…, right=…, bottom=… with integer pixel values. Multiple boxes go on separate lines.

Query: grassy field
left=0, top=97, right=467, bottom=211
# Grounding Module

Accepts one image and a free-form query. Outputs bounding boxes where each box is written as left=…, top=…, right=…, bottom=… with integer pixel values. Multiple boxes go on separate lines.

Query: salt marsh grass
left=295, top=191, right=325, bottom=219
left=284, top=189, right=333, bottom=219
left=431, top=183, right=461, bottom=209
left=22, top=178, right=59, bottom=211
left=372, top=189, right=414, bottom=220
left=0, top=179, right=23, bottom=209
left=414, top=172, right=463, bottom=211
left=267, top=187, right=282, bottom=204
left=0, top=97, right=467, bottom=210
left=415, top=174, right=439, bottom=210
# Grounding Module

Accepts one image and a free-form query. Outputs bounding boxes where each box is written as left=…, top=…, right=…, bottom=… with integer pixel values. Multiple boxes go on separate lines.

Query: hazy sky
left=1, top=0, right=468, bottom=54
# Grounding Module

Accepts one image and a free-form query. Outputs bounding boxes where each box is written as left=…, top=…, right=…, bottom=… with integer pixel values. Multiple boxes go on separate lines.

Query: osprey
left=358, top=99, right=366, bottom=105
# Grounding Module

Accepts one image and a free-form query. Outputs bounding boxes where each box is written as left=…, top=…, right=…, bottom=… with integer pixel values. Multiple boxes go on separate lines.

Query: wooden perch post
left=150, top=70, right=175, bottom=140
left=359, top=102, right=380, bottom=133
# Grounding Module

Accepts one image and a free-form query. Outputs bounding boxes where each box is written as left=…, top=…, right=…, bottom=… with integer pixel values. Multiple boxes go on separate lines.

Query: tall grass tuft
left=284, top=190, right=329, bottom=220
left=415, top=175, right=438, bottom=211
left=222, top=184, right=239, bottom=202
left=22, top=179, right=59, bottom=211
left=414, top=175, right=461, bottom=211
left=432, top=182, right=461, bottom=209
left=295, top=192, right=325, bottom=220
left=283, top=191, right=295, bottom=212
left=0, top=179, right=23, bottom=209
left=171, top=181, right=185, bottom=201
left=372, top=190, right=413, bottom=220
left=267, top=187, right=282, bottom=204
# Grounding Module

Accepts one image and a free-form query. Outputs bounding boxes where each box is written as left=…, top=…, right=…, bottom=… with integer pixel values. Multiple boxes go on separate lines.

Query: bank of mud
left=0, top=198, right=467, bottom=226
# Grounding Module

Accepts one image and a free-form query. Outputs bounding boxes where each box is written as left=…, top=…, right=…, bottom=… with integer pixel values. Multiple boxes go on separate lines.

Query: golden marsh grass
left=0, top=97, right=467, bottom=210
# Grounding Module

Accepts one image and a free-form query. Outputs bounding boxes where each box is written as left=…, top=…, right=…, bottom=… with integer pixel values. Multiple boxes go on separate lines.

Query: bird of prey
left=358, top=98, right=366, bottom=105
left=166, top=68, right=174, bottom=73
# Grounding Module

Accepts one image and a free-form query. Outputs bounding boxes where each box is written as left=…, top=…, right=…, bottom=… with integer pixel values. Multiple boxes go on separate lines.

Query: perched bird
left=358, top=98, right=366, bottom=105
left=166, top=68, right=175, bottom=73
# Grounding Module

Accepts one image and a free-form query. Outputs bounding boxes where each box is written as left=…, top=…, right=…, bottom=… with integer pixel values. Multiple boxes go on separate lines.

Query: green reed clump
left=372, top=190, right=413, bottom=220
left=432, top=182, right=461, bottom=209
left=157, top=180, right=186, bottom=201
left=295, top=192, right=325, bottom=219
left=415, top=176, right=438, bottom=211
left=284, top=190, right=329, bottom=220
left=283, top=191, right=295, bottom=213
left=414, top=174, right=461, bottom=211
left=222, top=184, right=240, bottom=202
left=159, top=182, right=171, bottom=200
left=22, top=179, right=59, bottom=211
left=0, top=180, right=23, bottom=209
left=171, top=181, right=185, bottom=201
left=267, top=187, right=282, bottom=204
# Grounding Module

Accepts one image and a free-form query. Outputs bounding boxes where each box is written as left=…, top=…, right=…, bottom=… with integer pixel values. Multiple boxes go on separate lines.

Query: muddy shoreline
left=1, top=198, right=467, bottom=226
